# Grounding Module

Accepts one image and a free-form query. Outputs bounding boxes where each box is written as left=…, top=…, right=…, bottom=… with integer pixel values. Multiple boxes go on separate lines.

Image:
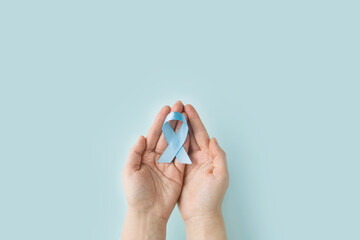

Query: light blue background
left=0, top=0, right=359, bottom=239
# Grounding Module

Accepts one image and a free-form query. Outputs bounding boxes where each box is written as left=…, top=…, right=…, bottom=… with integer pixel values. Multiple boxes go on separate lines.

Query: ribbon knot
left=157, top=112, right=192, bottom=164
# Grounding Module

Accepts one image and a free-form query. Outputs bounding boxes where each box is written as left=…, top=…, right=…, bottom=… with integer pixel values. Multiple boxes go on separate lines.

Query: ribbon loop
left=157, top=112, right=192, bottom=164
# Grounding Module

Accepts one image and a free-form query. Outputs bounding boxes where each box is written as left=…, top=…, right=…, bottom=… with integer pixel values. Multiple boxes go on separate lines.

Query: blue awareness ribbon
left=157, top=112, right=192, bottom=164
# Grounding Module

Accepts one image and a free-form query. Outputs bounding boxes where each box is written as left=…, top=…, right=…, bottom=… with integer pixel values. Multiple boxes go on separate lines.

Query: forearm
left=121, top=210, right=167, bottom=240
left=185, top=213, right=227, bottom=240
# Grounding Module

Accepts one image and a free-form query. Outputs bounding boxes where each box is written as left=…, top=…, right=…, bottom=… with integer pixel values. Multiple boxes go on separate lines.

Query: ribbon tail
left=157, top=145, right=177, bottom=163
left=175, top=147, right=192, bottom=164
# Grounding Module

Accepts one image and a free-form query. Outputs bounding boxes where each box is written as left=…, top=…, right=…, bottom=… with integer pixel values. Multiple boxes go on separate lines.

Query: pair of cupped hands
left=122, top=101, right=229, bottom=240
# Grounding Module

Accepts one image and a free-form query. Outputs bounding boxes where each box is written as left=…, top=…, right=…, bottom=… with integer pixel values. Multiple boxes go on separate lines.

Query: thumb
left=209, top=137, right=228, bottom=176
left=125, top=136, right=146, bottom=173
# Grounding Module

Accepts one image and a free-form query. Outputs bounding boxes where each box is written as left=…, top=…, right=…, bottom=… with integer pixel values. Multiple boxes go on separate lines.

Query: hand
left=122, top=101, right=189, bottom=240
left=178, top=104, right=229, bottom=240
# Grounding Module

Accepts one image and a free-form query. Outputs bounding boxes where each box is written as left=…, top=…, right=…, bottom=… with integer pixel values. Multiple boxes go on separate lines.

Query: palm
left=123, top=102, right=189, bottom=220
left=128, top=151, right=183, bottom=219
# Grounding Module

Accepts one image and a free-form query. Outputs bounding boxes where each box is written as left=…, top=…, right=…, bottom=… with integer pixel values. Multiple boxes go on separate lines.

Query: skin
left=122, top=101, right=229, bottom=240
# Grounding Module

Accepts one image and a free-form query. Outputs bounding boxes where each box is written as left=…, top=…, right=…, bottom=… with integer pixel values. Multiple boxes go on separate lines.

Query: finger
left=184, top=104, right=210, bottom=150
left=125, top=136, right=146, bottom=173
left=154, top=100, right=184, bottom=155
left=188, top=120, right=200, bottom=152
left=145, top=105, right=171, bottom=151
left=209, top=137, right=228, bottom=175
left=174, top=111, right=189, bottom=173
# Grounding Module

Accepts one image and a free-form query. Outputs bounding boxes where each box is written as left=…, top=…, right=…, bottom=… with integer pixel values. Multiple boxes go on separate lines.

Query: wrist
left=185, top=213, right=227, bottom=240
left=127, top=207, right=169, bottom=224
left=122, top=209, right=168, bottom=240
